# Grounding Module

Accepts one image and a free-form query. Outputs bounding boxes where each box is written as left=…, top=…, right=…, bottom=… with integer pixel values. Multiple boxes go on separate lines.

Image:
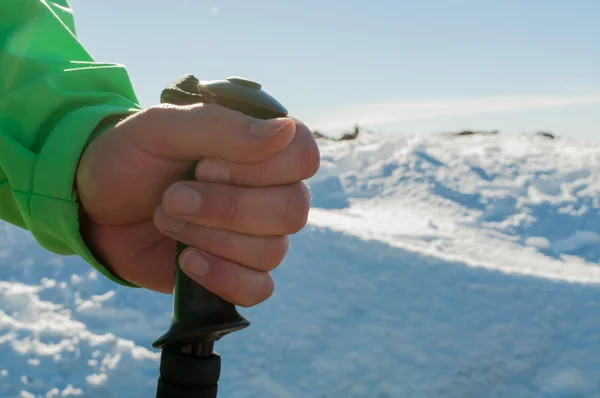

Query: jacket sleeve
left=0, top=0, right=143, bottom=286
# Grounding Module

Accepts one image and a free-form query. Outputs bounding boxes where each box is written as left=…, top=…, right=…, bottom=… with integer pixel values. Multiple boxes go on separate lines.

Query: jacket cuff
left=28, top=103, right=141, bottom=287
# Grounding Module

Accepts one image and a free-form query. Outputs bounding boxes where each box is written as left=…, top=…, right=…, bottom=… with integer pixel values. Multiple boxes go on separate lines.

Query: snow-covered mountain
left=1, top=132, right=599, bottom=397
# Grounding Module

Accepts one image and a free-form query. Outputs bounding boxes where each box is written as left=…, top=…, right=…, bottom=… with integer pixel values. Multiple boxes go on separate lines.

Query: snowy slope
left=1, top=132, right=600, bottom=398
left=310, top=132, right=600, bottom=282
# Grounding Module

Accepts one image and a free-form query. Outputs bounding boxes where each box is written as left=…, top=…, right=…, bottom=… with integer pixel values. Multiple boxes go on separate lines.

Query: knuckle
left=136, top=105, right=176, bottom=132
left=196, top=104, right=258, bottom=161
left=207, top=257, right=244, bottom=304
left=145, top=103, right=177, bottom=116
left=283, top=184, right=311, bottom=233
left=196, top=103, right=229, bottom=126
left=262, top=275, right=275, bottom=301
left=221, top=189, right=242, bottom=223
left=254, top=161, right=268, bottom=186
left=261, top=236, right=290, bottom=270
left=197, top=103, right=254, bottom=133
left=143, top=104, right=187, bottom=127
left=300, top=140, right=321, bottom=179
left=206, top=256, right=275, bottom=308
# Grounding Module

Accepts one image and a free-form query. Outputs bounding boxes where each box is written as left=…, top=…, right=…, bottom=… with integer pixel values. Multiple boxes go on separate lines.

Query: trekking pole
left=152, top=75, right=288, bottom=398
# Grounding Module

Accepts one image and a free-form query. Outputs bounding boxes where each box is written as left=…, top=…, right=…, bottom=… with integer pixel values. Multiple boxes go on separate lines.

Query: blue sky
left=69, top=0, right=600, bottom=139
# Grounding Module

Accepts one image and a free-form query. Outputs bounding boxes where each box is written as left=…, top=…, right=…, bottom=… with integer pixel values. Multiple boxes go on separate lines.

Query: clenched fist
left=75, top=102, right=320, bottom=306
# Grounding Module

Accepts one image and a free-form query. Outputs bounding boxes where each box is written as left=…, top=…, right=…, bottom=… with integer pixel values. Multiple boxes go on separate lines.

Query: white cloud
left=309, top=94, right=600, bottom=131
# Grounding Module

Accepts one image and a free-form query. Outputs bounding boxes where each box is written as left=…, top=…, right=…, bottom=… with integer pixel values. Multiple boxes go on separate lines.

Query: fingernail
left=165, top=184, right=201, bottom=215
left=250, top=117, right=293, bottom=138
left=154, top=207, right=186, bottom=233
left=181, top=249, right=209, bottom=278
left=196, top=160, right=230, bottom=182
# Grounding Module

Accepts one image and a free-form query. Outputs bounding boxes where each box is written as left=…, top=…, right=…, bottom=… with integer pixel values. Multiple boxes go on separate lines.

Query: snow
left=1, top=132, right=600, bottom=397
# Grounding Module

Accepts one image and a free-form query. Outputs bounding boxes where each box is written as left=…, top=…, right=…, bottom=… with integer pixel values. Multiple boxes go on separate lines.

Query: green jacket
left=0, top=0, right=142, bottom=286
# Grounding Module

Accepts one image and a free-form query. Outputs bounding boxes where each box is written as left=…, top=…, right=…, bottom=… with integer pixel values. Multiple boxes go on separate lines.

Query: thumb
left=126, top=102, right=296, bottom=163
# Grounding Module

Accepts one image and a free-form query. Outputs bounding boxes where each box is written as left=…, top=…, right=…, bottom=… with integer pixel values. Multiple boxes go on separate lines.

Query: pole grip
left=153, top=74, right=289, bottom=398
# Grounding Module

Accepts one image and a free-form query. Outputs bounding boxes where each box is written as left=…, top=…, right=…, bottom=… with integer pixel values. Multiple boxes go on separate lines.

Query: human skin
left=75, top=102, right=320, bottom=307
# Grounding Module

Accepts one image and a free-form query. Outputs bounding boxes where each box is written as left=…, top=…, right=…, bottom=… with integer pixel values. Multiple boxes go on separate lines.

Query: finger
left=194, top=118, right=320, bottom=187
left=162, top=181, right=311, bottom=236
left=128, top=103, right=296, bottom=163
left=154, top=207, right=289, bottom=272
left=179, top=248, right=275, bottom=307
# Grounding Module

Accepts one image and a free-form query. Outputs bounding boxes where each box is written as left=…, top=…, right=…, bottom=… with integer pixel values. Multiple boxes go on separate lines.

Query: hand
left=75, top=103, right=320, bottom=306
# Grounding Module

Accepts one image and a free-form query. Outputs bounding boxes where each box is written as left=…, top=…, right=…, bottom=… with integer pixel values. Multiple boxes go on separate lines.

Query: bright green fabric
left=0, top=0, right=143, bottom=286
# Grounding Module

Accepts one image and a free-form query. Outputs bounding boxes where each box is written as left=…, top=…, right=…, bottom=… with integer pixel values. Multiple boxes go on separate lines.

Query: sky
left=68, top=0, right=600, bottom=139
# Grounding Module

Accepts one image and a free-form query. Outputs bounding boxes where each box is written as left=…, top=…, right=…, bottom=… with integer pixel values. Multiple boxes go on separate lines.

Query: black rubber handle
left=153, top=75, right=289, bottom=398
left=156, top=349, right=220, bottom=397
left=153, top=75, right=288, bottom=350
